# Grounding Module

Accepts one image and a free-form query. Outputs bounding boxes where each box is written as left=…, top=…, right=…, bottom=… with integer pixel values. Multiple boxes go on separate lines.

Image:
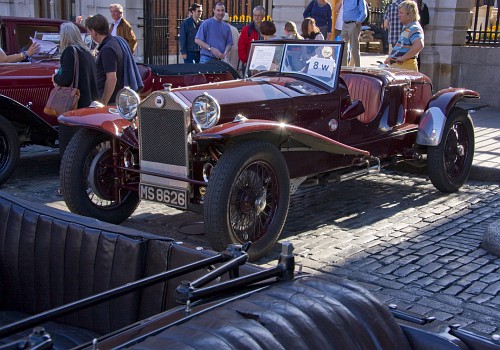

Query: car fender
left=0, top=94, right=57, bottom=141
left=194, top=119, right=370, bottom=156
left=58, top=107, right=137, bottom=147
left=418, top=89, right=478, bottom=146
left=427, top=88, right=479, bottom=116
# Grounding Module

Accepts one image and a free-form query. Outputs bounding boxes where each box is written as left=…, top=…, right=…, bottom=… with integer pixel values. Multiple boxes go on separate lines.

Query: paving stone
left=483, top=281, right=500, bottom=295
left=469, top=322, right=498, bottom=335
left=464, top=281, right=489, bottom=294
left=470, top=294, right=494, bottom=304
left=413, top=276, right=436, bottom=287
left=417, top=298, right=463, bottom=314
left=398, top=271, right=426, bottom=284
left=373, top=277, right=404, bottom=290
left=450, top=263, right=482, bottom=276
left=393, top=264, right=420, bottom=277
left=479, top=272, right=500, bottom=283
left=443, top=285, right=465, bottom=296
left=425, top=284, right=445, bottom=293
left=415, top=254, right=440, bottom=266
left=419, top=262, right=443, bottom=274
left=429, top=310, right=454, bottom=321
left=435, top=274, right=460, bottom=287
left=430, top=268, right=449, bottom=279
left=433, top=248, right=453, bottom=256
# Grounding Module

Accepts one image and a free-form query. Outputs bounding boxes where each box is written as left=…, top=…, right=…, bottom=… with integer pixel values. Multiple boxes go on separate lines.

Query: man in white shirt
left=109, top=3, right=137, bottom=53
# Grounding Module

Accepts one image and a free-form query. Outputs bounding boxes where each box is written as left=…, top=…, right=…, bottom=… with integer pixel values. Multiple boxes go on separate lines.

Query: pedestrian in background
left=301, top=17, right=324, bottom=40
left=222, top=13, right=240, bottom=70
left=284, top=21, right=303, bottom=39
left=86, top=14, right=125, bottom=105
left=303, top=0, right=332, bottom=39
left=238, top=5, right=265, bottom=72
left=53, top=21, right=98, bottom=157
left=340, top=0, right=367, bottom=67
left=109, top=3, right=137, bottom=54
left=195, top=2, right=233, bottom=64
left=384, top=0, right=403, bottom=53
left=261, top=21, right=279, bottom=40
left=179, top=3, right=203, bottom=64
left=384, top=0, right=424, bottom=71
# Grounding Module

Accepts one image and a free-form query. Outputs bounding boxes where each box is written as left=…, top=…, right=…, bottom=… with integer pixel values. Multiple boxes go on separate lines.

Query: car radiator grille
left=139, top=107, right=186, bottom=165
left=138, top=91, right=190, bottom=188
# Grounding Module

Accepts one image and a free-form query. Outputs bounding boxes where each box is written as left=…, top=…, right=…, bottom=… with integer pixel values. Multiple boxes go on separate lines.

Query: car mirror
left=340, top=100, right=365, bottom=120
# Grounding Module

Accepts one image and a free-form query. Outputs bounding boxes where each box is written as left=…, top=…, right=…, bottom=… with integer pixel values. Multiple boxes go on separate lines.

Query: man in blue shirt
left=340, top=0, right=367, bottom=67
left=179, top=3, right=203, bottom=63
left=195, top=2, right=233, bottom=64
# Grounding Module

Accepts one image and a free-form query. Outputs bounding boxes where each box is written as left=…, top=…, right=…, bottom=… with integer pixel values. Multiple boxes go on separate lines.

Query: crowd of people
left=1, top=0, right=431, bottom=111
left=178, top=0, right=429, bottom=72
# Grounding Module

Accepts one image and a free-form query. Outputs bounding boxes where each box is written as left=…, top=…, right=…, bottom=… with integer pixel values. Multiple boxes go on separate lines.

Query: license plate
left=139, top=183, right=187, bottom=209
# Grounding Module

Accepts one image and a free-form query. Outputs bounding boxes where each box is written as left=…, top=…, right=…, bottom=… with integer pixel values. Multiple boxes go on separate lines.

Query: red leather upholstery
left=343, top=74, right=383, bottom=123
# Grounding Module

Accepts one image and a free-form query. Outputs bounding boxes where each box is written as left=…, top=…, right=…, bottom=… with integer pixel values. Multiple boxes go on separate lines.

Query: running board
left=292, top=157, right=381, bottom=191
left=336, top=157, right=381, bottom=183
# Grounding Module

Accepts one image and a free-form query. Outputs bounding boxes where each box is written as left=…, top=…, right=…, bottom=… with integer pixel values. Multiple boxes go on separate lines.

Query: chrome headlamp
left=117, top=87, right=140, bottom=121
left=192, top=93, right=220, bottom=130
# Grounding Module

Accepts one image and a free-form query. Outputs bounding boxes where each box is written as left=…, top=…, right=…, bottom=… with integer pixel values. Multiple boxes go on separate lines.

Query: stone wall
left=455, top=46, right=500, bottom=108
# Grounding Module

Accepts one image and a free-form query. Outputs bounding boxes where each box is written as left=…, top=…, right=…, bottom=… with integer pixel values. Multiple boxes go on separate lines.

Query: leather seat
left=343, top=74, right=383, bottom=123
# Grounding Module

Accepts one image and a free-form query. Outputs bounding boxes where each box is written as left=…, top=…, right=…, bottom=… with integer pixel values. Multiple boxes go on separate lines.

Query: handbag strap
left=71, top=46, right=80, bottom=89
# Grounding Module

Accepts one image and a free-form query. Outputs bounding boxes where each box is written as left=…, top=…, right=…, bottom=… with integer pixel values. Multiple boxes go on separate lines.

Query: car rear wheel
left=0, top=115, right=20, bottom=186
left=427, top=108, right=474, bottom=193
left=204, top=141, right=290, bottom=261
left=60, top=128, right=140, bottom=224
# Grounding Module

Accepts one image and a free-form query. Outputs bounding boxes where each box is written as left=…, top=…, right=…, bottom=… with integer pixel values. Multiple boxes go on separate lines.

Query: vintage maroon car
left=59, top=40, right=478, bottom=260
left=0, top=16, right=237, bottom=185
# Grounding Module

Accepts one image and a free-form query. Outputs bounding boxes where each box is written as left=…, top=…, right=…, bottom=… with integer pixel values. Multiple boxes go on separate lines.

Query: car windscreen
left=246, top=42, right=342, bottom=88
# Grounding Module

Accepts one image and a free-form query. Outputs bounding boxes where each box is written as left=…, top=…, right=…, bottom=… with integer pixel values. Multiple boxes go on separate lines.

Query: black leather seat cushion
left=127, top=275, right=412, bottom=350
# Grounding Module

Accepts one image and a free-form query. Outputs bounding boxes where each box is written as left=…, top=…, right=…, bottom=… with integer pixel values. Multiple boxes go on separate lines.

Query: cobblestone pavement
left=2, top=147, right=499, bottom=339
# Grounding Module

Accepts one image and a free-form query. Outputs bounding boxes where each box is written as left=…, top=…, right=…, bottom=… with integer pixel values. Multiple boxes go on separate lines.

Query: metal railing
left=466, top=1, right=499, bottom=45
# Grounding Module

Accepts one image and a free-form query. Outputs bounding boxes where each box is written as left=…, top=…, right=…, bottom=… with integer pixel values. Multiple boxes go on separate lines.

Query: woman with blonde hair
left=52, top=22, right=98, bottom=155
left=384, top=0, right=424, bottom=71
left=53, top=22, right=98, bottom=109
left=301, top=17, right=324, bottom=40
left=284, top=21, right=303, bottom=39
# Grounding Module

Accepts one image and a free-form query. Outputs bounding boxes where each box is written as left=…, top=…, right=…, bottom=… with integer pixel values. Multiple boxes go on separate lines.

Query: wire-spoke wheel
left=204, top=141, right=290, bottom=261
left=428, top=108, right=474, bottom=193
left=60, top=129, right=139, bottom=223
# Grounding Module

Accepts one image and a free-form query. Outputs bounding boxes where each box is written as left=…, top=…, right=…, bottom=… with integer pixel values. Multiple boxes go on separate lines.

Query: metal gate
left=142, top=0, right=273, bottom=65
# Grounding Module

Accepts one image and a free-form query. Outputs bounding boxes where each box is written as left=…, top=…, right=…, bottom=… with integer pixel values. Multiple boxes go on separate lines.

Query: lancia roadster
left=59, top=40, right=478, bottom=260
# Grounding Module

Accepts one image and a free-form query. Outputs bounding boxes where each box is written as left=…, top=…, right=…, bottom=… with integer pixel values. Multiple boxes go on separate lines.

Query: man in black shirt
left=85, top=14, right=124, bottom=105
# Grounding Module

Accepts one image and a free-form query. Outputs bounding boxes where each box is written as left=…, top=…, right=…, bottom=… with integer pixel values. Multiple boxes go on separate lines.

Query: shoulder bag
left=44, top=46, right=81, bottom=116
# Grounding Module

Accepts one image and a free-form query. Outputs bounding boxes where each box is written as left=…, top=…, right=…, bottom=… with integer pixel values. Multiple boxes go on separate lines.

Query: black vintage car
left=59, top=40, right=478, bottom=260
left=0, top=191, right=498, bottom=350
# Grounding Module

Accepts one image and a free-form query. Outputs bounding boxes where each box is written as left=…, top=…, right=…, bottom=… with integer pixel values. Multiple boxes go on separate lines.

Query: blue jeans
left=184, top=51, right=200, bottom=64
left=200, top=55, right=215, bottom=64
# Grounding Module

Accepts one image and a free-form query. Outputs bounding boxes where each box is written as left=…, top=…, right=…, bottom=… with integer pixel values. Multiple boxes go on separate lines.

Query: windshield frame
left=245, top=40, right=344, bottom=89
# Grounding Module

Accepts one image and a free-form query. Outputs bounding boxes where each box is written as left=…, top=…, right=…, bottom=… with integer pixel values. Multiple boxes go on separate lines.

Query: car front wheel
left=204, top=141, right=290, bottom=261
left=0, top=115, right=20, bottom=186
left=427, top=108, right=474, bottom=193
left=60, top=128, right=140, bottom=223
